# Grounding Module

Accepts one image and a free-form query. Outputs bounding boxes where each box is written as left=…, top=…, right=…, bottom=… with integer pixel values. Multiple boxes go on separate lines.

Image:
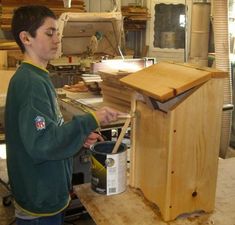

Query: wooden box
left=120, top=62, right=227, bottom=221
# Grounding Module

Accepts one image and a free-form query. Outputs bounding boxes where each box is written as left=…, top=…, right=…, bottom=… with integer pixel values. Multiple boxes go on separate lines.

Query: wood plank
left=0, top=70, right=15, bottom=94
left=100, top=84, right=132, bottom=99
left=101, top=89, right=131, bottom=102
left=0, top=51, right=8, bottom=69
left=74, top=157, right=235, bottom=225
left=0, top=41, right=19, bottom=50
left=120, top=62, right=225, bottom=102
left=168, top=79, right=224, bottom=219
left=103, top=95, right=130, bottom=108
left=176, top=63, right=228, bottom=78
left=131, top=100, right=171, bottom=214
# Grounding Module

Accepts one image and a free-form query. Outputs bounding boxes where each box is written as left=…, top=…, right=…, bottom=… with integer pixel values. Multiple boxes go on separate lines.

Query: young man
left=5, top=5, right=122, bottom=225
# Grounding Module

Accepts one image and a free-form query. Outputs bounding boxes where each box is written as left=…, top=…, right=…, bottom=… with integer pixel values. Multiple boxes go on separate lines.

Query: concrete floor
left=0, top=144, right=96, bottom=225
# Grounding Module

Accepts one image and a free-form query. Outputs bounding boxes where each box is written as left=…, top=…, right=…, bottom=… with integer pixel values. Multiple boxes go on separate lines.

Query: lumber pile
left=0, top=0, right=86, bottom=30
left=99, top=70, right=133, bottom=113
left=0, top=40, right=18, bottom=50
left=121, top=6, right=150, bottom=31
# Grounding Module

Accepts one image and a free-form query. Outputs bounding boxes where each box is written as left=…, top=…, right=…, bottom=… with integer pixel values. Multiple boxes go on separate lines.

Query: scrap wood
left=63, top=81, right=88, bottom=93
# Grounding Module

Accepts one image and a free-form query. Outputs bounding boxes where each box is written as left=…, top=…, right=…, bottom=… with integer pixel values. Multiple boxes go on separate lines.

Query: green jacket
left=5, top=62, right=98, bottom=215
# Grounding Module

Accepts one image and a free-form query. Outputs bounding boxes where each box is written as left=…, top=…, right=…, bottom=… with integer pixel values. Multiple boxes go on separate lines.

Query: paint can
left=90, top=141, right=127, bottom=195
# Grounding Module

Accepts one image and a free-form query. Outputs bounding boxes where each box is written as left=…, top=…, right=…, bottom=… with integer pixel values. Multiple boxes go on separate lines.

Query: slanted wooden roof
left=120, top=61, right=227, bottom=102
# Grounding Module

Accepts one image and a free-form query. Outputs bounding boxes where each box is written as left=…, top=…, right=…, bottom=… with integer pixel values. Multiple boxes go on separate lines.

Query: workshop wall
left=0, top=0, right=147, bottom=58
left=0, top=0, right=146, bottom=38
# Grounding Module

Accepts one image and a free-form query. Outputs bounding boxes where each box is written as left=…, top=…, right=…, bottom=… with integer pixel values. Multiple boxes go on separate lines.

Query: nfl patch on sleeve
left=35, top=116, right=46, bottom=130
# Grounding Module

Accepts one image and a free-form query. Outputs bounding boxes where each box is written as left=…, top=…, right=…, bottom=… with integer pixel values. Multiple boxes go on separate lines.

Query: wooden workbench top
left=74, top=157, right=235, bottom=225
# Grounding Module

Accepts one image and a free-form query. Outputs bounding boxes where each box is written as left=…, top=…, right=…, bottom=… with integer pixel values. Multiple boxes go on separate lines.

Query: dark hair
left=11, top=5, right=56, bottom=53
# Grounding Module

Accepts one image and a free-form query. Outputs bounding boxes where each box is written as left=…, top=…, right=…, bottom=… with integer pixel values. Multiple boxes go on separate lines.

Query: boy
left=5, top=5, right=121, bottom=225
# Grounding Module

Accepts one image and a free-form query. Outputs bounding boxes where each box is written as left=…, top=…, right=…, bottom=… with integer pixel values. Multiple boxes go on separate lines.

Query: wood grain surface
left=120, top=61, right=227, bottom=102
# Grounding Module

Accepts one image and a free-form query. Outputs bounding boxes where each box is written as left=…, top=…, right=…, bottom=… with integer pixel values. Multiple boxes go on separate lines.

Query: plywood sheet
left=120, top=62, right=226, bottom=102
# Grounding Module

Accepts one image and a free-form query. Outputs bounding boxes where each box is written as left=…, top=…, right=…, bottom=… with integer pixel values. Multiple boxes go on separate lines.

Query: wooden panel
left=168, top=79, right=224, bottom=219
left=0, top=70, right=15, bottom=128
left=177, top=63, right=228, bottom=78
left=130, top=100, right=171, bottom=214
left=0, top=51, right=8, bottom=69
left=120, top=62, right=226, bottom=102
left=0, top=70, right=15, bottom=94
left=100, top=84, right=132, bottom=101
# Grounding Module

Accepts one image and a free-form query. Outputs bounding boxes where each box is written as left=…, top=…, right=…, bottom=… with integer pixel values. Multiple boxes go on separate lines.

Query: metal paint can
left=90, top=141, right=127, bottom=195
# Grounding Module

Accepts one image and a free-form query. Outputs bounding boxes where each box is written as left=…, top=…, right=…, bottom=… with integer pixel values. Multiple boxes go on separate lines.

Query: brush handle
left=117, top=114, right=131, bottom=119
left=112, top=117, right=131, bottom=154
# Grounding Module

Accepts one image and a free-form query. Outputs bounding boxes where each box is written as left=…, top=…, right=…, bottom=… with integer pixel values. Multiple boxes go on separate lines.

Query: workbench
left=57, top=89, right=127, bottom=130
left=74, top=157, right=235, bottom=225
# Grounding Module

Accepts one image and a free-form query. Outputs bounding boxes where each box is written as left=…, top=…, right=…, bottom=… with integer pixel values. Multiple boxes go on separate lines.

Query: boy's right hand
left=94, top=106, right=123, bottom=126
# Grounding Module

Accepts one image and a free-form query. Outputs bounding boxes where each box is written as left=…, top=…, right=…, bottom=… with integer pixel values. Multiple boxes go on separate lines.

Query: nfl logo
left=35, top=116, right=46, bottom=130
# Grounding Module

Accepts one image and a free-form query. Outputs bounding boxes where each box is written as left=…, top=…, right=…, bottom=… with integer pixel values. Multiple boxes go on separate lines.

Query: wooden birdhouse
left=120, top=61, right=227, bottom=221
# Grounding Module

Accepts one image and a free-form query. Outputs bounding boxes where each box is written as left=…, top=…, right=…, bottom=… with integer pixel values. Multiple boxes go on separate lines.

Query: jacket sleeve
left=18, top=78, right=98, bottom=163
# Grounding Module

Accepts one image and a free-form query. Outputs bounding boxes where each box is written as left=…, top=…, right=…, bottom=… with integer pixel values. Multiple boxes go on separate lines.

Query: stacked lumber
left=99, top=70, right=133, bottom=113
left=121, top=6, right=150, bottom=31
left=0, top=0, right=86, bottom=30
left=0, top=40, right=19, bottom=50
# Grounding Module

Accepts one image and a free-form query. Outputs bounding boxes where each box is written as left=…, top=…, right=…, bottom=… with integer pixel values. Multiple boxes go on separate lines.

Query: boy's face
left=26, top=17, right=60, bottom=63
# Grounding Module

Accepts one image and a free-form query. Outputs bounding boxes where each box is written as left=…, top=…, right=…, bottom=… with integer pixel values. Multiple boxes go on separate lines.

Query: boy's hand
left=94, top=106, right=124, bottom=126
left=83, top=132, right=104, bottom=148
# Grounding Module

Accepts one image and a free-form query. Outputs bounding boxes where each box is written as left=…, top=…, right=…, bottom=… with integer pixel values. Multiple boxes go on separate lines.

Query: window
left=153, top=3, right=186, bottom=49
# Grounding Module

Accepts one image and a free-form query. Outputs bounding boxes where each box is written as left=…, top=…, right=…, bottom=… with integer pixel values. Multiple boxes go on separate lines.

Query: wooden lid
left=120, top=61, right=227, bottom=102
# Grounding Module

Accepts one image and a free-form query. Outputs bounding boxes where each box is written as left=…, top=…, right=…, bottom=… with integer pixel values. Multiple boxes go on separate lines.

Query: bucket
left=90, top=141, right=127, bottom=195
